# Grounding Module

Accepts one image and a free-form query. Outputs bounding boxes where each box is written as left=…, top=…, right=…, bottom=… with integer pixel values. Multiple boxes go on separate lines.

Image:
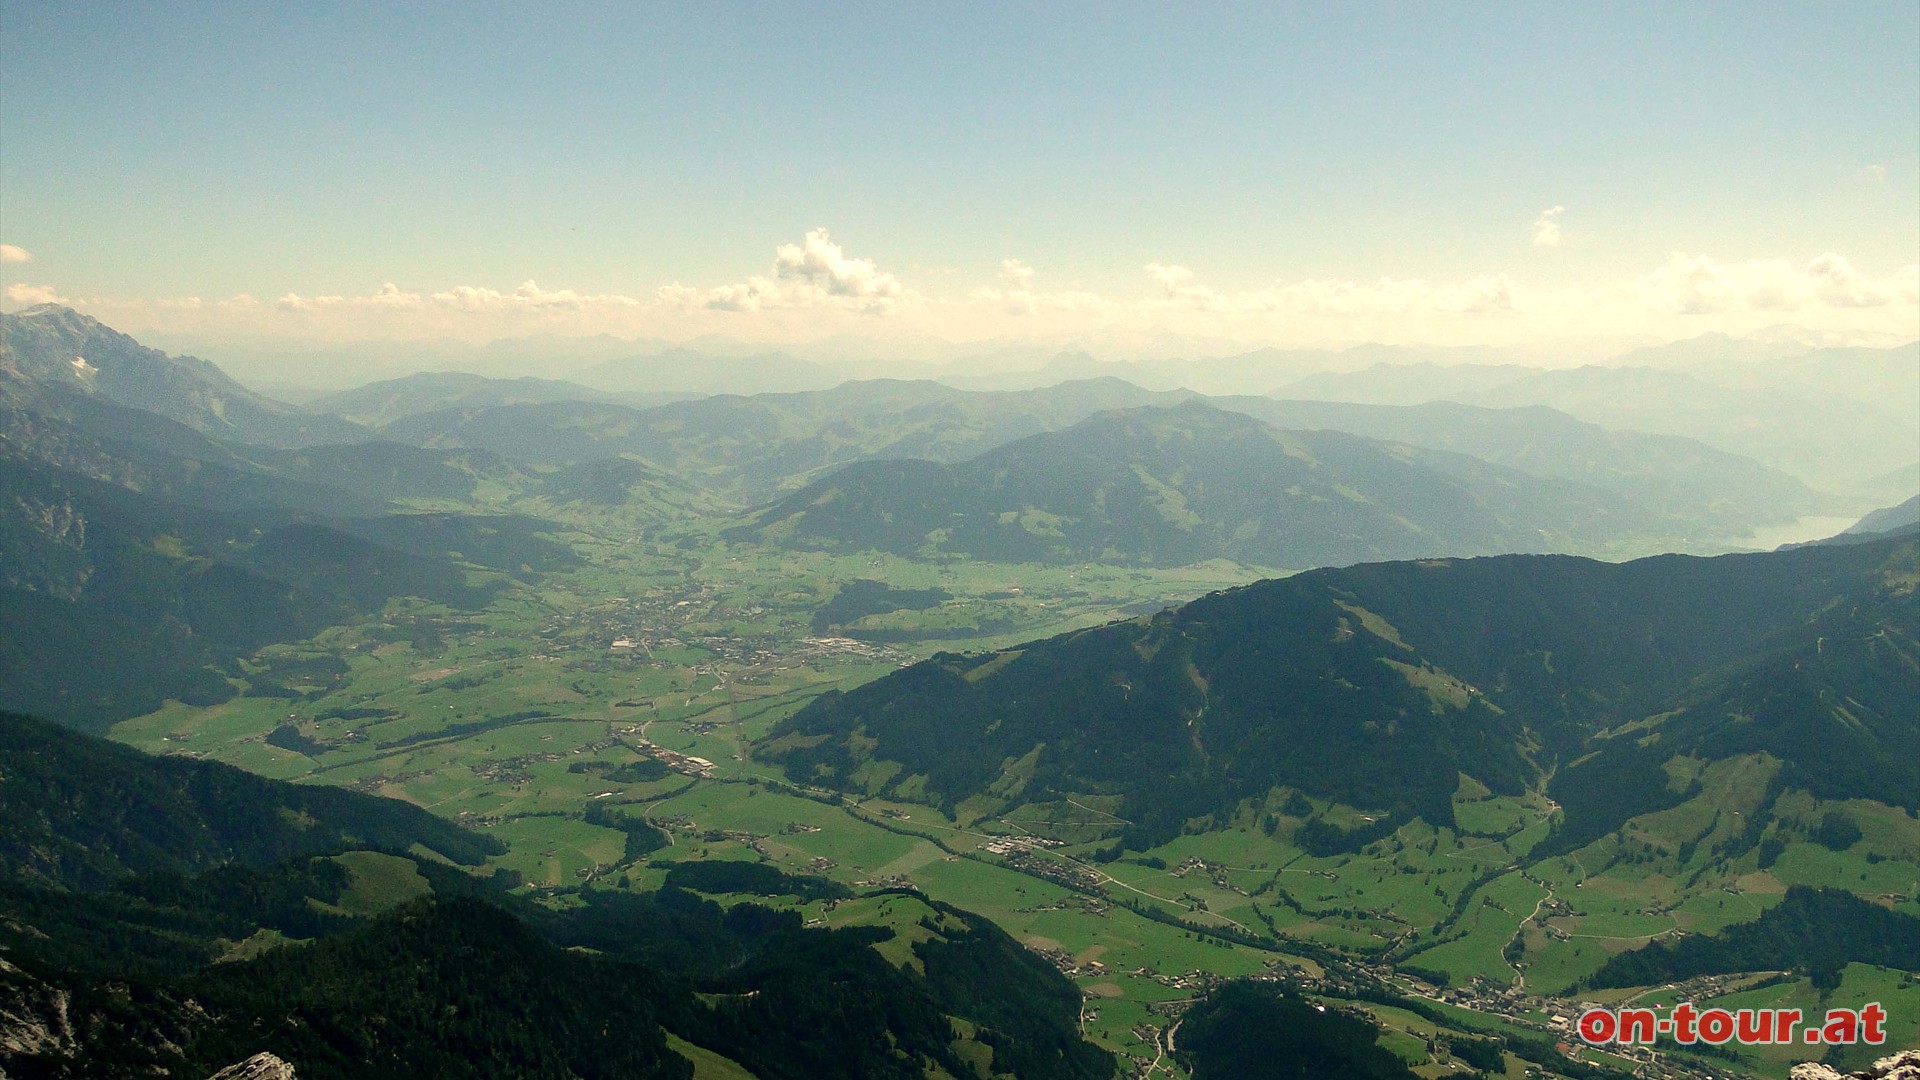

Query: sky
left=2, top=2, right=1917, bottom=356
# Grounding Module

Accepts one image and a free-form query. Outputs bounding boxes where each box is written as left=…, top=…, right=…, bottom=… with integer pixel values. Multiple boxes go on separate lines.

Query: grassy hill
left=1584, top=886, right=1920, bottom=990
left=379, top=376, right=1191, bottom=502
left=254, top=441, right=541, bottom=504
left=730, top=402, right=1678, bottom=567
left=308, top=370, right=628, bottom=426
left=374, top=374, right=1822, bottom=538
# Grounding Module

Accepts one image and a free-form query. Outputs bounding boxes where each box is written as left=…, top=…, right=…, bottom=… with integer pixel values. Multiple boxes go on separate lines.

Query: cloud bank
left=968, top=259, right=1107, bottom=316
left=1644, top=252, right=1920, bottom=314
left=1142, top=264, right=1517, bottom=316
left=3, top=283, right=65, bottom=306
left=11, top=228, right=1915, bottom=351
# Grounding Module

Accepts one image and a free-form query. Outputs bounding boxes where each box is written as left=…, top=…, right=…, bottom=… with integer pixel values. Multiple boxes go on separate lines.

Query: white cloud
left=1265, top=277, right=1427, bottom=316
left=1531, top=206, right=1565, bottom=248
left=967, top=260, right=1108, bottom=316
left=671, top=228, right=910, bottom=313
left=277, top=282, right=424, bottom=312
left=1868, top=164, right=1887, bottom=182
left=0, top=244, right=33, bottom=264
left=1437, top=274, right=1519, bottom=313
left=1144, top=263, right=1225, bottom=309
left=3, top=282, right=66, bottom=306
left=1142, top=265, right=1518, bottom=317
left=1893, top=265, right=1920, bottom=307
left=431, top=280, right=641, bottom=312
left=1144, top=262, right=1196, bottom=293
left=774, top=229, right=902, bottom=301
left=270, top=280, right=647, bottom=322
left=1643, top=252, right=1919, bottom=314
left=654, top=283, right=706, bottom=308
left=1806, top=253, right=1903, bottom=308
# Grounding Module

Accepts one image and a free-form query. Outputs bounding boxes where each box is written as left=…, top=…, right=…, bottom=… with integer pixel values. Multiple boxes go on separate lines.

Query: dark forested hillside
left=1, top=391, right=389, bottom=519
left=1174, top=981, right=1419, bottom=1080
left=1586, top=887, right=1920, bottom=989
left=0, top=712, right=501, bottom=889
left=0, top=432, right=578, bottom=728
left=0, top=469, right=466, bottom=728
left=0, top=717, right=1113, bottom=1080
left=2, top=897, right=699, bottom=1080
left=766, top=536, right=1918, bottom=850
left=4, top=890, right=1111, bottom=1080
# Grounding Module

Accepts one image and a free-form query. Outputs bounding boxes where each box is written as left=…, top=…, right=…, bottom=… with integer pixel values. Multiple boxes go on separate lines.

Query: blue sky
left=2, top=2, right=1915, bottom=350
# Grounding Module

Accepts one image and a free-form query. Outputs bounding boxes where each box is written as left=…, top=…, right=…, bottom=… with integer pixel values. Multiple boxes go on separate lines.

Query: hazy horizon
left=38, top=304, right=1915, bottom=402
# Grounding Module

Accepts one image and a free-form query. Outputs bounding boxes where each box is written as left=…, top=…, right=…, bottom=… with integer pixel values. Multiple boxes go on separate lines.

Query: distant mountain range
left=1209, top=396, right=1828, bottom=535
left=1846, top=494, right=1920, bottom=537
left=2, top=304, right=362, bottom=447
left=578, top=345, right=846, bottom=395
left=369, top=372, right=1829, bottom=541
left=307, top=370, right=696, bottom=427
left=369, top=376, right=1192, bottom=502
left=729, top=402, right=1681, bottom=568
left=0, top=305, right=1881, bottom=573
left=1274, top=344, right=1920, bottom=497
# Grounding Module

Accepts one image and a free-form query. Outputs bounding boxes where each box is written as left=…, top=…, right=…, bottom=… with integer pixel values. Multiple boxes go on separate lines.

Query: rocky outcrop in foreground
left=206, top=1053, right=297, bottom=1080
left=1791, top=1049, right=1920, bottom=1080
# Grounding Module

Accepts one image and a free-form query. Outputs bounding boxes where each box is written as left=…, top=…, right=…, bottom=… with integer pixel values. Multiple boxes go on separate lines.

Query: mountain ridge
left=729, top=401, right=1700, bottom=567
left=2, top=305, right=362, bottom=447
left=763, top=535, right=1918, bottom=852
